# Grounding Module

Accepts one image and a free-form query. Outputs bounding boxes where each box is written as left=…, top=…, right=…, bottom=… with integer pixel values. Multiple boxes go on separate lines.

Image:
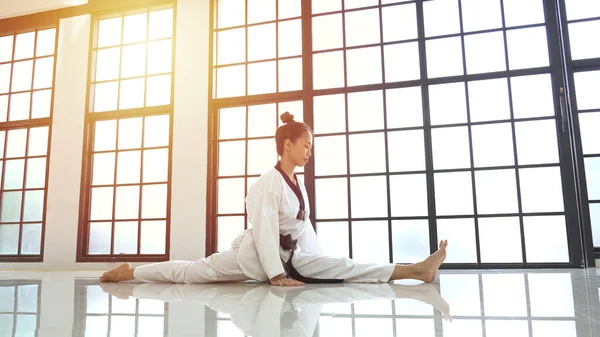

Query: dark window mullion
left=110, top=121, right=120, bottom=256
left=416, top=0, right=439, bottom=256
left=457, top=0, right=482, bottom=265
left=137, top=117, right=146, bottom=255
left=17, top=127, right=32, bottom=255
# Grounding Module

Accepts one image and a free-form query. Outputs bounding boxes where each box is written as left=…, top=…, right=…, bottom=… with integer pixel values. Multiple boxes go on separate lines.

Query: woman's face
left=285, top=131, right=313, bottom=167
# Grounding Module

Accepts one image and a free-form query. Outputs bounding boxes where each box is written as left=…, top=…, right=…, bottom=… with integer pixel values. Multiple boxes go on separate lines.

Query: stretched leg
left=389, top=240, right=448, bottom=282
left=292, top=240, right=448, bottom=283
left=100, top=249, right=250, bottom=284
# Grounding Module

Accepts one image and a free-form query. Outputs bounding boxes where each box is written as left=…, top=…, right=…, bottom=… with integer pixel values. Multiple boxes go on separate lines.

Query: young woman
left=100, top=112, right=448, bottom=286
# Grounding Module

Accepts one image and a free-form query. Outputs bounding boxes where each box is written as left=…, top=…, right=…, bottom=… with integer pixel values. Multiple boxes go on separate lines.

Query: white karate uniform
left=133, top=167, right=395, bottom=284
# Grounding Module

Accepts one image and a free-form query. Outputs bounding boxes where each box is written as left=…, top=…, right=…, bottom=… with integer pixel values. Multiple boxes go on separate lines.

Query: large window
left=563, top=0, right=600, bottom=255
left=0, top=28, right=56, bottom=262
left=77, top=6, right=175, bottom=262
left=208, top=0, right=592, bottom=268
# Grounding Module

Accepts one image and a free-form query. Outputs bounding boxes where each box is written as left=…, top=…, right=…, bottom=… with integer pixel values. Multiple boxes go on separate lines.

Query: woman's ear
left=284, top=139, right=291, bottom=152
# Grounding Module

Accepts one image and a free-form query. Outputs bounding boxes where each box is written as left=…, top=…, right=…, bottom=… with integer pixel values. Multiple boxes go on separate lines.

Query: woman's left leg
left=292, top=240, right=448, bottom=283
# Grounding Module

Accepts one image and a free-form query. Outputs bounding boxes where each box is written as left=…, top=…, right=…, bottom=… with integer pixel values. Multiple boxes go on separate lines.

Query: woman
left=100, top=112, right=448, bottom=286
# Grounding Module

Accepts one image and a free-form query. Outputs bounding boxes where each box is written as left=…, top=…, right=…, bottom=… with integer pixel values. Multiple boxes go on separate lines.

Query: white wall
left=0, top=0, right=88, bottom=19
left=0, top=0, right=210, bottom=270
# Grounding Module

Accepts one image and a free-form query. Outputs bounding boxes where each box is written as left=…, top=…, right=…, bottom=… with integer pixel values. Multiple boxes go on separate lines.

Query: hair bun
left=280, top=111, right=295, bottom=124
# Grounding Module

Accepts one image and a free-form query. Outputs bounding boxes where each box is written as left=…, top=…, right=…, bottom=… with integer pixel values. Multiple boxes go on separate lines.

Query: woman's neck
left=279, top=158, right=296, bottom=182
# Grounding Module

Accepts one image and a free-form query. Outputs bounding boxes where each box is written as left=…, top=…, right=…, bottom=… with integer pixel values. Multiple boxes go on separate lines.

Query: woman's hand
left=270, top=274, right=304, bottom=286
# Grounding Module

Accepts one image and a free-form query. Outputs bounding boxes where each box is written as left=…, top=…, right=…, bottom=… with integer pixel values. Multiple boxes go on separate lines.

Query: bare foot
left=100, top=263, right=132, bottom=282
left=414, top=240, right=448, bottom=283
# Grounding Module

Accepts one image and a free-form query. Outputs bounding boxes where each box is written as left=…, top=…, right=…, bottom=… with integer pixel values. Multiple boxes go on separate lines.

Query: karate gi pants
left=133, top=249, right=395, bottom=284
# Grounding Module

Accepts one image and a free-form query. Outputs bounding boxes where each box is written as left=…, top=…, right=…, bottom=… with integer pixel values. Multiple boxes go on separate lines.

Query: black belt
left=279, top=234, right=343, bottom=284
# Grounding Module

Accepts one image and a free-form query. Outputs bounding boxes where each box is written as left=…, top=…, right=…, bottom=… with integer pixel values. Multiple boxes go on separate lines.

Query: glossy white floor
left=0, top=268, right=599, bottom=337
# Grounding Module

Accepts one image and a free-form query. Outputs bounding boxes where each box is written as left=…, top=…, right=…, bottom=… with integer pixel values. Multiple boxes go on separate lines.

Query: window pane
left=89, top=222, right=111, bottom=254
left=392, top=220, right=430, bottom=264
left=143, top=149, right=168, bottom=183
left=475, top=169, right=519, bottom=214
left=578, top=113, right=600, bottom=154
left=248, top=138, right=277, bottom=175
left=437, top=218, right=477, bottom=263
left=315, top=178, right=348, bottom=219
left=519, top=167, right=564, bottom=213
left=4, top=159, right=25, bottom=190
left=435, top=172, right=474, bottom=216
left=115, top=186, right=140, bottom=219
left=216, top=65, right=245, bottom=98
left=147, top=40, right=173, bottom=75
left=0, top=35, right=14, bottom=62
left=9, top=92, right=31, bottom=121
left=248, top=23, right=276, bottom=62
left=524, top=216, right=569, bottom=263
left=571, top=19, right=600, bottom=57
left=14, top=32, right=35, bottom=60
left=349, top=132, right=386, bottom=174
left=312, top=14, right=343, bottom=51
left=506, top=27, right=549, bottom=70
left=423, top=0, right=461, bottom=37
left=94, top=120, right=117, bottom=152
left=141, top=184, right=167, bottom=219
left=317, top=221, right=349, bottom=258
left=426, top=37, right=464, bottom=78
left=387, top=130, right=426, bottom=172
left=461, top=0, right=502, bottom=32
left=121, top=44, right=146, bottom=78
left=574, top=71, right=600, bottom=110
left=98, top=17, right=122, bottom=48
left=313, top=94, right=346, bottom=134
left=149, top=9, right=173, bottom=40
left=515, top=120, right=559, bottom=165
left=23, top=190, right=44, bottom=222
left=279, top=0, right=301, bottom=19
left=248, top=0, right=275, bottom=24
left=478, top=217, right=522, bottom=263
left=390, top=174, right=428, bottom=216
left=93, top=81, right=119, bottom=112
left=116, top=151, right=141, bottom=184
left=279, top=20, right=302, bottom=58
left=468, top=78, right=511, bottom=122
left=510, top=74, right=554, bottom=119
left=464, top=32, right=506, bottom=75
left=217, top=28, right=245, bottom=65
left=217, top=0, right=245, bottom=28
left=312, top=0, right=341, bottom=14
left=217, top=178, right=245, bottom=214
left=429, top=82, right=467, bottom=125
left=590, top=204, right=600, bottom=246
left=0, top=95, right=7, bottom=122
left=278, top=58, right=303, bottom=92
left=247, top=104, right=276, bottom=138
left=218, top=216, right=244, bottom=252
left=584, top=158, right=600, bottom=200
left=565, top=0, right=600, bottom=21
left=482, top=274, right=528, bottom=317
left=90, top=187, right=114, bottom=221
left=114, top=221, right=138, bottom=254
left=346, top=47, right=382, bottom=86
left=528, top=273, right=575, bottom=317
left=503, top=0, right=545, bottom=27
left=471, top=123, right=514, bottom=167
left=123, top=13, right=147, bottom=44
left=0, top=65, right=10, bottom=94
left=384, top=42, right=420, bottom=82
left=348, top=90, right=384, bottom=132
left=431, top=127, right=471, bottom=170
left=7, top=129, right=27, bottom=158
left=350, top=176, right=388, bottom=218
left=218, top=141, right=245, bottom=176
left=95, top=47, right=120, bottom=82
left=314, top=135, right=347, bottom=176
left=21, top=223, right=42, bottom=254
left=140, top=220, right=166, bottom=254
left=352, top=221, right=389, bottom=263
left=26, top=158, right=47, bottom=189
left=248, top=61, right=276, bottom=95
left=386, top=86, right=423, bottom=128
left=30, top=90, right=51, bottom=119
left=144, top=115, right=170, bottom=147
left=12, top=60, right=33, bottom=92
left=146, top=74, right=171, bottom=107
left=313, top=51, right=345, bottom=90
left=118, top=118, right=143, bottom=150
left=93, top=153, right=115, bottom=186
left=0, top=225, right=19, bottom=254
left=345, top=9, right=380, bottom=47
left=382, top=4, right=418, bottom=42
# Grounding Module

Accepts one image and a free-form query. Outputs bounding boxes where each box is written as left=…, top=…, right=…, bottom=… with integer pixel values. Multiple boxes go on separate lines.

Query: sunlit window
left=209, top=0, right=573, bottom=266
left=0, top=281, right=41, bottom=336
left=80, top=7, right=174, bottom=261
left=0, top=28, right=56, bottom=261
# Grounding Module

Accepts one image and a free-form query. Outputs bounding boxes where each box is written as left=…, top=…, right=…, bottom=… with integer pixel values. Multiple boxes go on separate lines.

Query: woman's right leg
left=100, top=249, right=250, bottom=284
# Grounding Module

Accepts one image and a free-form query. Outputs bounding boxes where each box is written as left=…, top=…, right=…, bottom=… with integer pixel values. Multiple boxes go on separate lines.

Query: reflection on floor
left=0, top=269, right=599, bottom=336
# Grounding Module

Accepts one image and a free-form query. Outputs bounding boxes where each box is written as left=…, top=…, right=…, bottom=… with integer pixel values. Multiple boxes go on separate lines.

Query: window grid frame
left=0, top=25, right=58, bottom=263
left=0, top=280, right=42, bottom=337
left=206, top=0, right=593, bottom=268
left=76, top=3, right=176, bottom=263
